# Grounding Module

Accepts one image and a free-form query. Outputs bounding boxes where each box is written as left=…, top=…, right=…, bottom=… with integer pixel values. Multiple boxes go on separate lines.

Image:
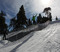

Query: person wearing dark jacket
left=3, top=29, right=7, bottom=40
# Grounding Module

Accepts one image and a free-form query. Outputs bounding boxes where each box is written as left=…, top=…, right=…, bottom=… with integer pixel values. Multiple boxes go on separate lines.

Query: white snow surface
left=0, top=21, right=60, bottom=52
left=7, top=21, right=50, bottom=39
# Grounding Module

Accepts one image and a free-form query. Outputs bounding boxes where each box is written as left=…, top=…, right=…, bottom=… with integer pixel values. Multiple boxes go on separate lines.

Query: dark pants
left=33, top=20, right=36, bottom=24
left=3, top=34, right=6, bottom=40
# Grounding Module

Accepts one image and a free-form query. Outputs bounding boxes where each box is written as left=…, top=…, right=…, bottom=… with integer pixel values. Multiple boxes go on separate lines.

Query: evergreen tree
left=42, top=16, right=49, bottom=23
left=0, top=11, right=8, bottom=40
left=37, top=14, right=42, bottom=23
left=43, top=7, right=51, bottom=15
left=17, top=5, right=27, bottom=28
left=9, top=17, right=17, bottom=30
left=43, top=7, right=52, bottom=21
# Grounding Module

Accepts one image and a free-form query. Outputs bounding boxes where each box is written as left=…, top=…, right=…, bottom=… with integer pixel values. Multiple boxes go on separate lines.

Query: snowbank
left=0, top=40, right=9, bottom=48
left=7, top=21, right=50, bottom=41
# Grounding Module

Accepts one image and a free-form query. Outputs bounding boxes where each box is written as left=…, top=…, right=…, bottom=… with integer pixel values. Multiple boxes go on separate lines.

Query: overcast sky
left=0, top=0, right=60, bottom=25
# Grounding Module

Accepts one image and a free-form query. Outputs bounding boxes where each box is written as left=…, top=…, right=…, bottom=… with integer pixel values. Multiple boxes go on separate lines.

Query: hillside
left=6, top=21, right=49, bottom=42
left=0, top=21, right=60, bottom=52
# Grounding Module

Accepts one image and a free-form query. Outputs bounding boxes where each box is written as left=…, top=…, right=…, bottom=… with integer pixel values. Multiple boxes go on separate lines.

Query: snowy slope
left=0, top=21, right=60, bottom=52
left=6, top=21, right=50, bottom=42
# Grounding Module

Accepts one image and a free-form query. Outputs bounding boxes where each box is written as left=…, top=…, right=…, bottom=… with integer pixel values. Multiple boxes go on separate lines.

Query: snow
left=0, top=21, right=60, bottom=52
left=0, top=40, right=9, bottom=48
left=1, top=40, right=9, bottom=44
left=22, top=25, right=27, bottom=28
left=7, top=21, right=50, bottom=39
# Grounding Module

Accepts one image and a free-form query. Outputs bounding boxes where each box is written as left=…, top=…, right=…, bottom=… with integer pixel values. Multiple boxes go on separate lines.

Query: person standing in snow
left=32, top=14, right=37, bottom=24
left=3, top=29, right=7, bottom=40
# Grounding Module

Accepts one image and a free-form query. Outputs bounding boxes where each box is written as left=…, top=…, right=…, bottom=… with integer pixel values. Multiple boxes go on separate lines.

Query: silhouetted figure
left=3, top=30, right=6, bottom=40
left=28, top=19, right=32, bottom=26
left=49, top=13, right=52, bottom=21
left=3, top=24, right=8, bottom=40
left=37, top=14, right=42, bottom=23
left=32, top=14, right=37, bottom=24
left=0, top=11, right=8, bottom=40
left=56, top=16, right=58, bottom=21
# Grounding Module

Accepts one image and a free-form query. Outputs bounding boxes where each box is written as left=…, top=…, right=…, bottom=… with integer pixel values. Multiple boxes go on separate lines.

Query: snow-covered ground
left=7, top=21, right=50, bottom=39
left=0, top=21, right=60, bottom=52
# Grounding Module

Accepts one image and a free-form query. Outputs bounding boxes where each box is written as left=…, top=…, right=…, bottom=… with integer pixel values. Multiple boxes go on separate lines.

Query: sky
left=0, top=0, right=60, bottom=25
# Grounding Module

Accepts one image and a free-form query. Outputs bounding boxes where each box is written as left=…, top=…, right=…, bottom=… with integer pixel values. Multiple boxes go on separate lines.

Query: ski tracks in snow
left=17, top=23, right=58, bottom=52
